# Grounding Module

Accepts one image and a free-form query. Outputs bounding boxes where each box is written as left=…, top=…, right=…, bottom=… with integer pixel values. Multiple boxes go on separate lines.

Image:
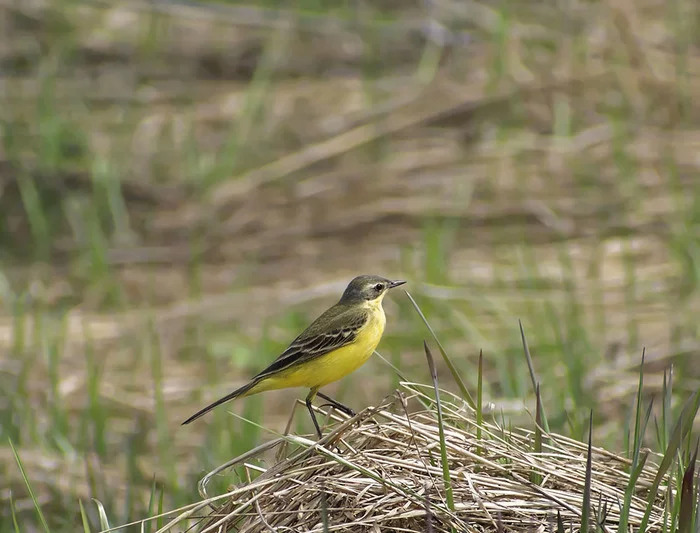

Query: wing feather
left=253, top=307, right=369, bottom=379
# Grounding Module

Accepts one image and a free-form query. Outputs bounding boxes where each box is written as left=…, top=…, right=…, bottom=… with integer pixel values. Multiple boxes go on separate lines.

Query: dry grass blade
left=176, top=384, right=673, bottom=533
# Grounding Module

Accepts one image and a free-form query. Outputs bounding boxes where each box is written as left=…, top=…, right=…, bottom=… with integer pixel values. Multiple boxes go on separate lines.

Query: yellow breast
left=258, top=302, right=386, bottom=392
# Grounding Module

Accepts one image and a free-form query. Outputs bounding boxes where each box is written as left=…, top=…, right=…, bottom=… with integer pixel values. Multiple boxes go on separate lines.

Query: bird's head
left=338, top=275, right=406, bottom=305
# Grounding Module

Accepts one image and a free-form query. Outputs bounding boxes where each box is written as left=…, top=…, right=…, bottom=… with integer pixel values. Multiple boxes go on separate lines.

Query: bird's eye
left=374, top=283, right=384, bottom=292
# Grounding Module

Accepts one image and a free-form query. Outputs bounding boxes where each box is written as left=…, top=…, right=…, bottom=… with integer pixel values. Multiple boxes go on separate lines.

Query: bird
left=181, top=274, right=406, bottom=438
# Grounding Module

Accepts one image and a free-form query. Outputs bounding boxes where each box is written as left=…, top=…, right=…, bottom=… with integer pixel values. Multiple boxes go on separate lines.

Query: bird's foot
left=319, top=402, right=355, bottom=418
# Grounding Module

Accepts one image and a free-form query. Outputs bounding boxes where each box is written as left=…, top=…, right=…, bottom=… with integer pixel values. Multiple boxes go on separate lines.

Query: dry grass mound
left=185, top=384, right=667, bottom=533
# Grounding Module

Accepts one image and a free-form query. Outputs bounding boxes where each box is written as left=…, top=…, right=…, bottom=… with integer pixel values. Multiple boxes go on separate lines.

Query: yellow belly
left=252, top=308, right=386, bottom=393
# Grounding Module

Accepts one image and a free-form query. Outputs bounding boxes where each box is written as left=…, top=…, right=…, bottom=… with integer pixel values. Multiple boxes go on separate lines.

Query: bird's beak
left=389, top=279, right=406, bottom=289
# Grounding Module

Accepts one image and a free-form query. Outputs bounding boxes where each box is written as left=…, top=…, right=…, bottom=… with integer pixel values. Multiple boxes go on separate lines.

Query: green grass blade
left=157, top=484, right=165, bottom=531
left=519, top=319, right=538, bottom=392
left=630, top=349, right=647, bottom=460
left=640, top=388, right=700, bottom=532
left=9, top=492, right=22, bottom=533
left=661, top=367, right=674, bottom=451
left=91, top=498, right=111, bottom=530
left=581, top=411, right=592, bottom=533
left=662, top=479, right=672, bottom=533
left=477, top=349, right=483, bottom=456
left=405, top=290, right=476, bottom=409
left=79, top=500, right=92, bottom=533
left=16, top=172, right=51, bottom=261
left=531, top=383, right=543, bottom=485
left=556, top=510, right=565, bottom=533
left=619, top=350, right=653, bottom=532
left=518, top=320, right=550, bottom=434
left=145, top=476, right=157, bottom=533
left=678, top=444, right=698, bottom=533
left=424, top=341, right=456, bottom=517
left=375, top=350, right=433, bottom=411
left=596, top=497, right=610, bottom=533
left=619, top=401, right=654, bottom=533
left=9, top=438, right=51, bottom=533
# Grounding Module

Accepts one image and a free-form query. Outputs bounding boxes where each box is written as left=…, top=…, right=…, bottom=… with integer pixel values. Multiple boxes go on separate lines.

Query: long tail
left=181, top=378, right=260, bottom=425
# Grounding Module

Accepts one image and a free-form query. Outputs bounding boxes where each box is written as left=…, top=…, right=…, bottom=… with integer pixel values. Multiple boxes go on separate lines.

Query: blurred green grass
left=2, top=0, right=700, bottom=531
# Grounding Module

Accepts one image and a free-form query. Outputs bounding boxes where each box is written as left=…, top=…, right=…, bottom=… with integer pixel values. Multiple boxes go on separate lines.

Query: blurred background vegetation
left=1, top=0, right=699, bottom=530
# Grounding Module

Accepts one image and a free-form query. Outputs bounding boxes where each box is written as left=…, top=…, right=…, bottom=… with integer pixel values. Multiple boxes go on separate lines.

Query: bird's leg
left=305, top=389, right=324, bottom=439
left=316, top=391, right=356, bottom=417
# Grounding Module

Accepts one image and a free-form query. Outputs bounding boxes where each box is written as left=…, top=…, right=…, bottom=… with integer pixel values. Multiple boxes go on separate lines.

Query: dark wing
left=253, top=306, right=369, bottom=379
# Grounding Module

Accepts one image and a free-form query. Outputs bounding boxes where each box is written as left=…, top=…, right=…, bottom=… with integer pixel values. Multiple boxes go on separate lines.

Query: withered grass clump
left=189, top=384, right=667, bottom=533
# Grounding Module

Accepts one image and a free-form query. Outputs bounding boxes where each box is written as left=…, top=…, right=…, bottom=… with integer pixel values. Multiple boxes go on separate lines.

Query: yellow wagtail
left=182, top=274, right=406, bottom=438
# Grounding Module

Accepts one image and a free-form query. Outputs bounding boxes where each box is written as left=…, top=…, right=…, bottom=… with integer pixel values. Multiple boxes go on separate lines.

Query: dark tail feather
left=181, top=379, right=258, bottom=425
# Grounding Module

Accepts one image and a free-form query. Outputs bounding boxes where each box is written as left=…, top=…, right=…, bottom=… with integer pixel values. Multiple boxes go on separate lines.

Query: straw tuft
left=195, top=384, right=669, bottom=532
